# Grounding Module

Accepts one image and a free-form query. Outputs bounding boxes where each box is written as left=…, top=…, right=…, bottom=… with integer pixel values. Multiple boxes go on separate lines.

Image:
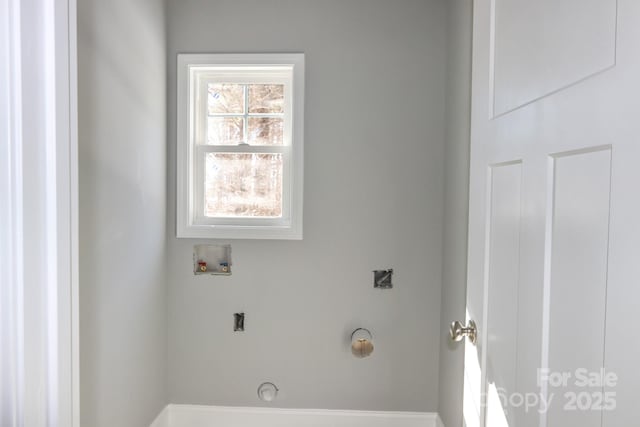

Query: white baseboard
left=151, top=404, right=444, bottom=427
left=149, top=406, right=169, bottom=427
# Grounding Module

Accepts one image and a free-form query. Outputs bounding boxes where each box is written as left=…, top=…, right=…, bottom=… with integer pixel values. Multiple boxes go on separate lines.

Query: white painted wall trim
left=0, top=0, right=78, bottom=425
left=53, top=0, right=80, bottom=425
left=149, top=406, right=169, bottom=427
left=150, top=405, right=443, bottom=427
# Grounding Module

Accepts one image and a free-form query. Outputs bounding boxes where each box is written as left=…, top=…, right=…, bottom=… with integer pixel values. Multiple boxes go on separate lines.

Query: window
left=177, top=54, right=304, bottom=239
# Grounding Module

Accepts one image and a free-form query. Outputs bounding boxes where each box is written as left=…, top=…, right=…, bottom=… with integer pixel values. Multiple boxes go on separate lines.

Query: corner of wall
left=437, top=0, right=473, bottom=426
left=149, top=405, right=170, bottom=427
left=78, top=0, right=169, bottom=424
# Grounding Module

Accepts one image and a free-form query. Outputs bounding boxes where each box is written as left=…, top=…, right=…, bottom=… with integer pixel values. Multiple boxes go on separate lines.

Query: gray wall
left=78, top=0, right=168, bottom=425
left=166, top=0, right=447, bottom=412
left=438, top=1, right=473, bottom=426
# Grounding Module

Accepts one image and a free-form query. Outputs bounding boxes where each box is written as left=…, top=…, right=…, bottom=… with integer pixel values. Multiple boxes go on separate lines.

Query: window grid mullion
left=207, top=113, right=246, bottom=117
left=196, top=145, right=288, bottom=154
left=243, top=84, right=248, bottom=144
left=208, top=113, right=284, bottom=118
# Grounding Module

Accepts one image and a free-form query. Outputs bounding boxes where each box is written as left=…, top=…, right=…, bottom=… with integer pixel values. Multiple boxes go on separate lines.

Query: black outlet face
left=234, top=313, right=245, bottom=331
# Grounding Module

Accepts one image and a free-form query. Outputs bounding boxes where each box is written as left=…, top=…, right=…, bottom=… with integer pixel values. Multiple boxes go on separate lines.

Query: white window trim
left=177, top=53, right=304, bottom=239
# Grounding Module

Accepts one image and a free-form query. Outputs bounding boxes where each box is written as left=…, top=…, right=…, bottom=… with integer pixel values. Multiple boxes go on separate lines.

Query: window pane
left=208, top=83, right=244, bottom=114
left=207, top=117, right=244, bottom=145
left=248, top=84, right=284, bottom=114
left=247, top=117, right=284, bottom=145
left=205, top=153, right=283, bottom=218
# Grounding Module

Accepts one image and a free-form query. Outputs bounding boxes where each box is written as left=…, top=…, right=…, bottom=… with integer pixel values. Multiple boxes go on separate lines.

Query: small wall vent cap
left=257, top=382, right=278, bottom=402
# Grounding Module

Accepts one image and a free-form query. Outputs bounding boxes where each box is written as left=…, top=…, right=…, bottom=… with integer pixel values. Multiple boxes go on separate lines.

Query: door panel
left=545, top=148, right=612, bottom=426
left=465, top=0, right=640, bottom=426
left=485, top=162, right=522, bottom=426
left=492, top=0, right=617, bottom=116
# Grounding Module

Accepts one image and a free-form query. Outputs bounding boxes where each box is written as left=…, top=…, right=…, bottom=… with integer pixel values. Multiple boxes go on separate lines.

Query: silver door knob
left=450, top=319, right=477, bottom=345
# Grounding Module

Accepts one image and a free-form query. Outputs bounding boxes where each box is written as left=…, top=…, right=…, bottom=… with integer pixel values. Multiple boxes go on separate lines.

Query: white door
left=461, top=0, right=640, bottom=426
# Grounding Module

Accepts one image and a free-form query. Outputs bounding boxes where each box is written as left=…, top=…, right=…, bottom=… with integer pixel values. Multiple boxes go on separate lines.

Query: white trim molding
left=149, top=406, right=170, bottom=427
left=151, top=405, right=443, bottom=427
left=0, top=0, right=78, bottom=425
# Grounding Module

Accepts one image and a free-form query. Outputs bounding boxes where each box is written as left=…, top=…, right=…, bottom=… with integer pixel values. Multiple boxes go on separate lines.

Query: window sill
left=177, top=223, right=303, bottom=240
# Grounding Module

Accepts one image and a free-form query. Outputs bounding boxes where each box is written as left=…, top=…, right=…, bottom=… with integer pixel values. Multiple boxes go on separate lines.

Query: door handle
left=450, top=319, right=477, bottom=345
